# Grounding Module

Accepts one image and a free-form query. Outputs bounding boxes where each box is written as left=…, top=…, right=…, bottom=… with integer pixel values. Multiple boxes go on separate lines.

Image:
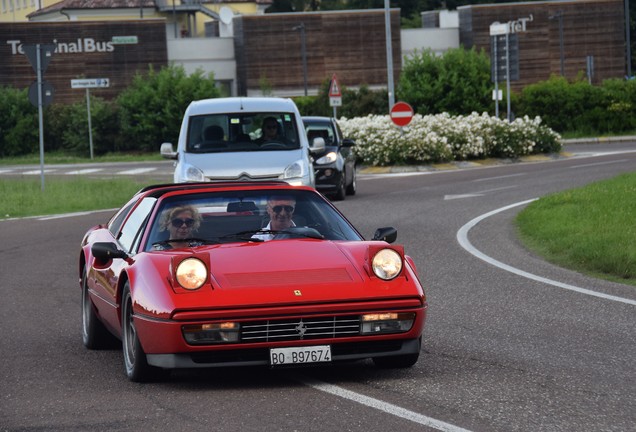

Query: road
left=1, top=143, right=635, bottom=431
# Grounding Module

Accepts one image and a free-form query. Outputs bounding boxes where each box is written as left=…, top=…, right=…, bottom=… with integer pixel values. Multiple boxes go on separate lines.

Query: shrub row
left=338, top=112, right=562, bottom=166
left=0, top=65, right=219, bottom=158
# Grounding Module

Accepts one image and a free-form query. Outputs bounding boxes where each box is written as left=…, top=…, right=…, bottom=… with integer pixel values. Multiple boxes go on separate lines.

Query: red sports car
left=79, top=182, right=427, bottom=381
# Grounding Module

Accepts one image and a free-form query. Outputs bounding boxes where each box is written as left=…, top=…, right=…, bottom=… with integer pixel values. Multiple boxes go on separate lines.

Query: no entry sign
left=390, top=102, right=414, bottom=127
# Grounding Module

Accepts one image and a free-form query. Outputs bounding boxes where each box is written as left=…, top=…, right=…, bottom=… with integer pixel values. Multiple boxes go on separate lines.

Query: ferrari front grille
left=241, top=315, right=361, bottom=342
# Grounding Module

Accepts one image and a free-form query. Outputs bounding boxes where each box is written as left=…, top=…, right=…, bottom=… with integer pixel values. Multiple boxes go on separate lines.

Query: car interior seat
left=204, top=125, right=224, bottom=141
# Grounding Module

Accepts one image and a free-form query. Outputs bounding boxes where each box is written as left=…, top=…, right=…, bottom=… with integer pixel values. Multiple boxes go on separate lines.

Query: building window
left=1, top=0, right=6, bottom=13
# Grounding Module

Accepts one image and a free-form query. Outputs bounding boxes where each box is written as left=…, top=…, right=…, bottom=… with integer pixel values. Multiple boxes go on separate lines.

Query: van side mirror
left=160, top=142, right=177, bottom=160
left=309, top=137, right=326, bottom=154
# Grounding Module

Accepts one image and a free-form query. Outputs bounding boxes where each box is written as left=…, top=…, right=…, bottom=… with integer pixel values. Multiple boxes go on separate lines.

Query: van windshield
left=186, top=112, right=301, bottom=153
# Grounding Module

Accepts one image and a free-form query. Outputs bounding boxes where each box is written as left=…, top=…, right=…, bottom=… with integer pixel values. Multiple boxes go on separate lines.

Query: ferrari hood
left=210, top=240, right=360, bottom=288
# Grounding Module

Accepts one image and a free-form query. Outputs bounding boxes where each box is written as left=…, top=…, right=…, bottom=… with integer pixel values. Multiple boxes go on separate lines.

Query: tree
left=396, top=47, right=492, bottom=115
left=116, top=65, right=220, bottom=152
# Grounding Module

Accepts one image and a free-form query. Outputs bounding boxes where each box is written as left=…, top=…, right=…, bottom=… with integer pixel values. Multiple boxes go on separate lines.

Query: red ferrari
left=79, top=182, right=427, bottom=381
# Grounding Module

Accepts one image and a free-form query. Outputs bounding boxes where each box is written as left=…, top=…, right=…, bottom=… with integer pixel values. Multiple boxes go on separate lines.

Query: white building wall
left=167, top=36, right=237, bottom=95
left=401, top=28, right=459, bottom=61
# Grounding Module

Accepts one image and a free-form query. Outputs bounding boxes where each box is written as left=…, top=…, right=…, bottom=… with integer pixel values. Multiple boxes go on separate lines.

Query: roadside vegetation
left=0, top=177, right=146, bottom=219
left=2, top=50, right=636, bottom=167
left=515, top=172, right=636, bottom=287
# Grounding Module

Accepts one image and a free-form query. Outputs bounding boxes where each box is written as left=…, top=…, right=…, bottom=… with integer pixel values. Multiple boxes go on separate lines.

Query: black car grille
left=241, top=315, right=361, bottom=342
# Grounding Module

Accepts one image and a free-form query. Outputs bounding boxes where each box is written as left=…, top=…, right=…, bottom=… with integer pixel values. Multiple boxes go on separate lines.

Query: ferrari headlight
left=372, top=249, right=402, bottom=280
left=175, top=258, right=207, bottom=290
left=315, top=151, right=337, bottom=165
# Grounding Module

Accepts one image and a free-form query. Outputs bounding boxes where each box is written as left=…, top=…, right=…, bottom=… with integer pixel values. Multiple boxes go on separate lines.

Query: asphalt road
left=1, top=143, right=635, bottom=431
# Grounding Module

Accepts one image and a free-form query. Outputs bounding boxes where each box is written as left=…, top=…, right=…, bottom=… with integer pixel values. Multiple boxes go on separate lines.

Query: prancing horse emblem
left=295, top=320, right=308, bottom=339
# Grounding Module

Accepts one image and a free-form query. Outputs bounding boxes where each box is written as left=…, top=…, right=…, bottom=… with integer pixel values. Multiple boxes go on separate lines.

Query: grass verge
left=0, top=152, right=161, bottom=165
left=515, top=172, right=636, bottom=287
left=0, top=177, right=147, bottom=219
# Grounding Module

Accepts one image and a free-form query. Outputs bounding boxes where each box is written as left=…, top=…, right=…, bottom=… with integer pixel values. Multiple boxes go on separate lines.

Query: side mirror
left=372, top=227, right=397, bottom=244
left=91, top=242, right=128, bottom=261
left=342, top=138, right=355, bottom=147
left=309, top=137, right=326, bottom=154
left=160, top=142, right=177, bottom=160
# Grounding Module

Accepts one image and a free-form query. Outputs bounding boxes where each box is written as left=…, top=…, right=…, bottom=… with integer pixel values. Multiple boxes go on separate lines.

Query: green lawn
left=515, top=171, right=636, bottom=287
left=0, top=177, right=147, bottom=219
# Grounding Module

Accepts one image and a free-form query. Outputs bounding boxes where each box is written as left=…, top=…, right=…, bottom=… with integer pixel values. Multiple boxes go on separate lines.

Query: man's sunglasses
left=171, top=218, right=195, bottom=228
left=272, top=205, right=294, bottom=214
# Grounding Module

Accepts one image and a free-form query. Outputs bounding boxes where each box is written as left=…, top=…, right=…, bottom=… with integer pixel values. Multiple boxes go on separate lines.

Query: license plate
left=270, top=345, right=331, bottom=366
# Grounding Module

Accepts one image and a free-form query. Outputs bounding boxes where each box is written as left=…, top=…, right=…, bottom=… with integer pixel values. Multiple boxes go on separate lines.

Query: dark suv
left=302, top=116, right=357, bottom=201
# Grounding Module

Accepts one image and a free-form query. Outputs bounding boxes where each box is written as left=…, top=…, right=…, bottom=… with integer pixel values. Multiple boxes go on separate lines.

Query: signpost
left=390, top=101, right=414, bottom=127
left=71, top=78, right=110, bottom=159
left=23, top=43, right=57, bottom=191
left=329, top=74, right=342, bottom=118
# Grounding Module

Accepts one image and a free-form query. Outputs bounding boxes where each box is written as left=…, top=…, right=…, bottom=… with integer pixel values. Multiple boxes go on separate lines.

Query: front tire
left=332, top=175, right=346, bottom=201
left=122, top=283, right=166, bottom=382
left=82, top=268, right=114, bottom=349
left=346, top=168, right=357, bottom=196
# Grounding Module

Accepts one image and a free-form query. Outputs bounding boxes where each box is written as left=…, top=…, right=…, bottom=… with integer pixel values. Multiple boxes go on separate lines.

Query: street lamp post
left=384, top=0, right=395, bottom=111
left=626, top=0, right=632, bottom=77
left=293, top=23, right=308, bottom=96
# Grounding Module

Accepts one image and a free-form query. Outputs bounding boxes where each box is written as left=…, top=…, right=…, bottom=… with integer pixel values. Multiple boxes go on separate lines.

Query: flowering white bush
left=338, top=112, right=561, bottom=166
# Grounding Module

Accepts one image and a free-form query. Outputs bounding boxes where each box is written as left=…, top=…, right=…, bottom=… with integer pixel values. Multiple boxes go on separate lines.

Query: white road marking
left=0, top=169, right=16, bottom=174
left=457, top=200, right=636, bottom=306
left=22, top=169, right=57, bottom=175
left=444, top=194, right=483, bottom=200
left=569, top=159, right=629, bottom=169
left=445, top=186, right=516, bottom=200
left=360, top=172, right=432, bottom=180
left=472, top=173, right=526, bottom=182
left=301, top=378, right=473, bottom=432
left=117, top=167, right=157, bottom=175
left=66, top=168, right=103, bottom=175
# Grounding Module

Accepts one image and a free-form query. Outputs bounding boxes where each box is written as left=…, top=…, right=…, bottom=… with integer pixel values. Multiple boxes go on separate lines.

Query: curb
left=358, top=153, right=566, bottom=174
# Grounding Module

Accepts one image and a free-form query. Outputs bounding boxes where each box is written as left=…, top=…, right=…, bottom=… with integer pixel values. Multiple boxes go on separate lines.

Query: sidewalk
left=358, top=135, right=636, bottom=174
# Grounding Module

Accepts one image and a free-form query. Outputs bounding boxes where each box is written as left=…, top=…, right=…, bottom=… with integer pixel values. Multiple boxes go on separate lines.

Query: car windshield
left=305, top=122, right=335, bottom=146
left=143, top=189, right=362, bottom=251
left=186, top=112, right=301, bottom=153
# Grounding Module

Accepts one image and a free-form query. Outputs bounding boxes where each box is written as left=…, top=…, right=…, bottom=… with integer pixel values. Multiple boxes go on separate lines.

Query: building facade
left=458, top=0, right=627, bottom=88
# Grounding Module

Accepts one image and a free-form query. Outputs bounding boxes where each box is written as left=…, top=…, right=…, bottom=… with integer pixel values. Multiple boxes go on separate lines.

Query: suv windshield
left=187, top=112, right=301, bottom=153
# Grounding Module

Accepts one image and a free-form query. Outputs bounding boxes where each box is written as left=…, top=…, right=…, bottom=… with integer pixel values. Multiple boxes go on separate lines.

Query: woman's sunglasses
left=171, top=218, right=195, bottom=228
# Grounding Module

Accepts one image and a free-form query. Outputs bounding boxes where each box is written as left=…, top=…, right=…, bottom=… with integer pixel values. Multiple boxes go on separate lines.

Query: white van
left=160, top=97, right=324, bottom=186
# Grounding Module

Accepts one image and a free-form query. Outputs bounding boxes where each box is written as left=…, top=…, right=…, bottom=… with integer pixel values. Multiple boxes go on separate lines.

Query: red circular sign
left=390, top=102, right=414, bottom=127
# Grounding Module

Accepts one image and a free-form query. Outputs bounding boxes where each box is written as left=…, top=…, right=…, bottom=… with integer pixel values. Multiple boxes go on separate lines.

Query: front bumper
left=135, top=299, right=426, bottom=369
left=314, top=165, right=343, bottom=192
left=147, top=338, right=421, bottom=368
